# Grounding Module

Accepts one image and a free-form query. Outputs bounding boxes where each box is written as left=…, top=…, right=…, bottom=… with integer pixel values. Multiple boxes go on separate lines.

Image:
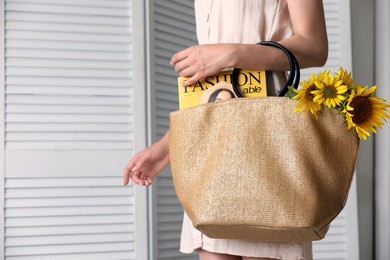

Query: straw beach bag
left=169, top=42, right=360, bottom=242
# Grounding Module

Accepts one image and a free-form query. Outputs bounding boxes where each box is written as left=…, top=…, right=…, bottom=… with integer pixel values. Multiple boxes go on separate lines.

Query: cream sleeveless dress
left=180, top=0, right=312, bottom=259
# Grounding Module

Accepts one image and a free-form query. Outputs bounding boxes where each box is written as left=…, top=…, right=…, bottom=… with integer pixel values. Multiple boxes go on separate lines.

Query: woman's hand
left=123, top=132, right=170, bottom=186
left=170, top=44, right=237, bottom=87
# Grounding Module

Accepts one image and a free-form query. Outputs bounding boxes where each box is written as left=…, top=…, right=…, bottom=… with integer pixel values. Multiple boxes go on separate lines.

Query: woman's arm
left=281, top=0, right=328, bottom=67
left=123, top=132, right=170, bottom=186
left=171, top=0, right=328, bottom=87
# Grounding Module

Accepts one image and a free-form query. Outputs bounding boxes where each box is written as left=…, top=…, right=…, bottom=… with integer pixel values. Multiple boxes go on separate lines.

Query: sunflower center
left=324, top=86, right=337, bottom=98
left=350, top=96, right=372, bottom=124
left=305, top=85, right=316, bottom=100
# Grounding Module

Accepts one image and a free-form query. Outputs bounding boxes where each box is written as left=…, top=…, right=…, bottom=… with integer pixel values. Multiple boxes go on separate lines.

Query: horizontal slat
left=5, top=215, right=132, bottom=227
left=6, top=39, right=131, bottom=52
left=6, top=223, right=134, bottom=237
left=6, top=114, right=131, bottom=123
left=158, top=91, right=178, bottom=103
left=6, top=49, right=131, bottom=61
left=158, top=196, right=182, bottom=206
left=6, top=86, right=131, bottom=96
left=155, top=10, right=195, bottom=29
left=312, top=253, right=346, bottom=260
left=157, top=176, right=176, bottom=187
left=157, top=186, right=177, bottom=197
left=158, top=237, right=182, bottom=250
left=313, top=242, right=347, bottom=252
left=6, top=0, right=131, bottom=9
left=6, top=57, right=132, bottom=70
left=6, top=233, right=133, bottom=247
left=6, top=123, right=131, bottom=132
left=6, top=104, right=131, bottom=114
left=5, top=151, right=133, bottom=176
left=157, top=205, right=183, bottom=214
left=6, top=186, right=131, bottom=198
left=155, top=21, right=196, bottom=43
left=5, top=251, right=134, bottom=260
left=6, top=21, right=130, bottom=34
left=6, top=132, right=132, bottom=141
left=6, top=67, right=131, bottom=78
left=6, top=77, right=132, bottom=87
left=6, top=141, right=132, bottom=150
left=5, top=129, right=132, bottom=144
left=6, top=205, right=133, bottom=218
left=158, top=222, right=183, bottom=232
left=158, top=246, right=186, bottom=259
left=5, top=242, right=133, bottom=257
left=6, top=3, right=131, bottom=17
left=5, top=176, right=128, bottom=187
left=5, top=197, right=132, bottom=208
left=155, top=1, right=195, bottom=18
left=6, top=11, right=130, bottom=26
left=6, top=123, right=131, bottom=133
left=157, top=213, right=183, bottom=223
left=6, top=95, right=131, bottom=105
left=6, top=30, right=131, bottom=43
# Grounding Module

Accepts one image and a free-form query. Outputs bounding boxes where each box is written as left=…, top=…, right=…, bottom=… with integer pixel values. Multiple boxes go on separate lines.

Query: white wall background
left=375, top=0, right=390, bottom=259
left=351, top=0, right=375, bottom=259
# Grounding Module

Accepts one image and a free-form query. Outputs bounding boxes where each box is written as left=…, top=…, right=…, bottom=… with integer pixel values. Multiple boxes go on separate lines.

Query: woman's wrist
left=156, top=132, right=170, bottom=163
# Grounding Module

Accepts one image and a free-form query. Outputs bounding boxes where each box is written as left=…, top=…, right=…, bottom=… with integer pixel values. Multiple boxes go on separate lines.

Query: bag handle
left=231, top=41, right=300, bottom=97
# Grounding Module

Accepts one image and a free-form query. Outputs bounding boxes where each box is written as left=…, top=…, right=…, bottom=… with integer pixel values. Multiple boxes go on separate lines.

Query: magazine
left=177, top=69, right=267, bottom=109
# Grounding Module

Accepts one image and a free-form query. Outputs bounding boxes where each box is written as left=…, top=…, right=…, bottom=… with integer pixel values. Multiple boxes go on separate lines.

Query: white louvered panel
left=153, top=0, right=197, bottom=139
left=156, top=174, right=194, bottom=260
left=313, top=213, right=348, bottom=259
left=4, top=176, right=134, bottom=260
left=152, top=0, right=197, bottom=259
left=5, top=0, right=133, bottom=150
left=310, top=0, right=355, bottom=259
left=323, top=0, right=342, bottom=70
left=2, top=0, right=137, bottom=259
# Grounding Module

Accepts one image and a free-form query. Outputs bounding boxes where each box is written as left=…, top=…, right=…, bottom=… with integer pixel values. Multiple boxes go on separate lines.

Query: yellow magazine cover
left=177, top=69, right=267, bottom=109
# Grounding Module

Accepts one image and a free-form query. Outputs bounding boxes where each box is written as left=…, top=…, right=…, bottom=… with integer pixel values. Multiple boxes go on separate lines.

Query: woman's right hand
left=123, top=132, right=170, bottom=186
left=170, top=44, right=237, bottom=87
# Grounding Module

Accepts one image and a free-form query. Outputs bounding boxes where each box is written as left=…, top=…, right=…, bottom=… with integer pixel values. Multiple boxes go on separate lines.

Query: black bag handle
left=232, top=41, right=300, bottom=97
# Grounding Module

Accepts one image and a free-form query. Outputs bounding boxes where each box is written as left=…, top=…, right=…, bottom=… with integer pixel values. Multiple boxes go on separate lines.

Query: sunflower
left=289, top=68, right=390, bottom=140
left=343, top=85, right=390, bottom=140
left=336, top=67, right=353, bottom=88
left=312, top=72, right=349, bottom=108
left=291, top=72, right=325, bottom=119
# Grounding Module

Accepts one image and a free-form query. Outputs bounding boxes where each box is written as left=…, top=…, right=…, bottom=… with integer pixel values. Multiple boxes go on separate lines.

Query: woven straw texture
left=169, top=97, right=359, bottom=242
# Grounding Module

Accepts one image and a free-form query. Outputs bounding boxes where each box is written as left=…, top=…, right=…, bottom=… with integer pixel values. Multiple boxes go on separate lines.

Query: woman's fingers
left=123, top=161, right=135, bottom=185
left=131, top=169, right=153, bottom=186
left=170, top=47, right=191, bottom=66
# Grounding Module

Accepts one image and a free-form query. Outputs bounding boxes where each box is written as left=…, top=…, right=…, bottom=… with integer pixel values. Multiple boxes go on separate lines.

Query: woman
left=124, top=0, right=328, bottom=259
left=200, top=81, right=237, bottom=103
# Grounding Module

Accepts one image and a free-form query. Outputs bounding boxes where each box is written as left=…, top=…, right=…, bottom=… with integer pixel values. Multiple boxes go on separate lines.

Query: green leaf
left=286, top=86, right=298, bottom=99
